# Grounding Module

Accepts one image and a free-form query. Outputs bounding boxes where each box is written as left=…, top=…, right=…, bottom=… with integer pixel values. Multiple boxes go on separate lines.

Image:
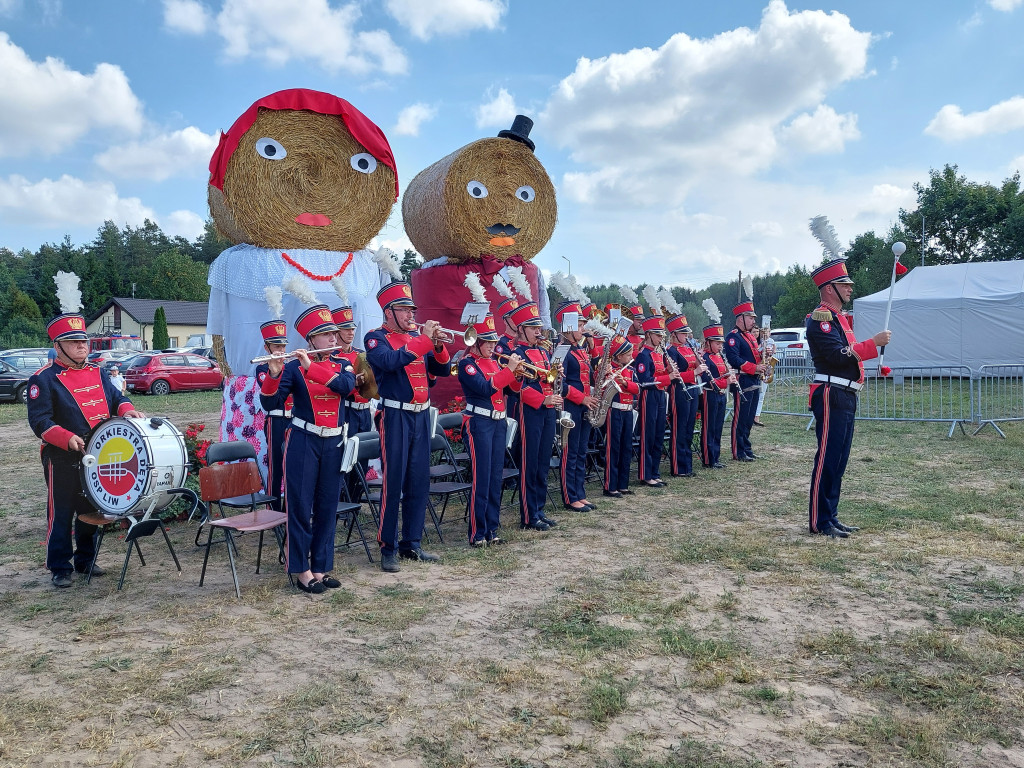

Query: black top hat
left=497, top=115, right=535, bottom=152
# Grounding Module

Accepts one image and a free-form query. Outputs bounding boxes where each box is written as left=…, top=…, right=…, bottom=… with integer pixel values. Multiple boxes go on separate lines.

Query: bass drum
left=80, top=416, right=188, bottom=517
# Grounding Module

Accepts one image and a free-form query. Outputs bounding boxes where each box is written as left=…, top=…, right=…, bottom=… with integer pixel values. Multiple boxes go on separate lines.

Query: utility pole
left=921, top=216, right=926, bottom=267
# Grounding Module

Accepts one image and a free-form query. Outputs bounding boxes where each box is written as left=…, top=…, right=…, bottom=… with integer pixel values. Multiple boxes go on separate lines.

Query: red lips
left=295, top=213, right=332, bottom=227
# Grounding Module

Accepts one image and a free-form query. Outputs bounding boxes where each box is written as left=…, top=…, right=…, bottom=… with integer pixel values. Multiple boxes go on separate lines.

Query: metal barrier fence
left=759, top=360, right=1023, bottom=438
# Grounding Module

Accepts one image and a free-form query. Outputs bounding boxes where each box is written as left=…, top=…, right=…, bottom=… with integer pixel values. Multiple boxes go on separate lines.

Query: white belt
left=611, top=402, right=633, bottom=411
left=347, top=401, right=371, bottom=410
left=466, top=403, right=506, bottom=420
left=290, top=417, right=345, bottom=437
left=814, top=374, right=863, bottom=391
left=266, top=410, right=292, bottom=418
left=382, top=398, right=430, bottom=413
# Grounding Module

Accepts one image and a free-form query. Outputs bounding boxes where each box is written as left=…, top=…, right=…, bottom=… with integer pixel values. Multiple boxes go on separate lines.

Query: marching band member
left=634, top=304, right=675, bottom=487
left=458, top=313, right=523, bottom=546
left=556, top=301, right=598, bottom=511
left=331, top=305, right=373, bottom=437
left=666, top=313, right=705, bottom=477
left=619, top=285, right=645, bottom=359
left=365, top=281, right=451, bottom=572
left=511, top=301, right=560, bottom=531
left=27, top=273, right=141, bottom=588
left=254, top=312, right=291, bottom=511
left=806, top=258, right=890, bottom=538
left=724, top=297, right=767, bottom=462
left=260, top=305, right=356, bottom=594
left=699, top=321, right=730, bottom=469
left=602, top=337, right=639, bottom=498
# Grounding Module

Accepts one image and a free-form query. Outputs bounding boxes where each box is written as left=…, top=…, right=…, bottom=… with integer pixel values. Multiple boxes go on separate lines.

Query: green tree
left=144, top=249, right=210, bottom=301
left=771, top=265, right=820, bottom=327
left=152, top=306, right=170, bottom=350
left=400, top=249, right=421, bottom=281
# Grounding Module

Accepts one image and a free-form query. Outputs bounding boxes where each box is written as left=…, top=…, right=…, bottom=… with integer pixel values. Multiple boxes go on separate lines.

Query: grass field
left=0, top=392, right=1021, bottom=767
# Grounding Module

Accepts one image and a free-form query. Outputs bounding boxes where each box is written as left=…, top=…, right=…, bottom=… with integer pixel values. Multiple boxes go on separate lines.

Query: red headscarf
left=208, top=88, right=398, bottom=200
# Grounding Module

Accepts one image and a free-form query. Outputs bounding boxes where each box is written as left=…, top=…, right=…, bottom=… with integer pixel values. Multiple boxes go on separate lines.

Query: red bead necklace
left=281, top=251, right=354, bottom=281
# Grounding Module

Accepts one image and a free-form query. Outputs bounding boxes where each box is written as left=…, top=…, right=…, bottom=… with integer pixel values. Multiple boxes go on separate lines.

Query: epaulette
left=811, top=309, right=833, bottom=322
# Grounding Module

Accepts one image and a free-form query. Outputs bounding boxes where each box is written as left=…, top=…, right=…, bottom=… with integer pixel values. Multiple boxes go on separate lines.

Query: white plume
left=642, top=284, right=662, bottom=314
left=373, top=247, right=403, bottom=281
left=507, top=266, right=532, bottom=300
left=330, top=276, right=349, bottom=305
left=282, top=275, right=318, bottom=306
left=463, top=271, right=486, bottom=303
left=702, top=297, right=722, bottom=325
left=584, top=317, right=614, bottom=338
left=550, top=271, right=576, bottom=301
left=264, top=285, right=284, bottom=320
left=658, top=288, right=681, bottom=315
left=742, top=275, right=754, bottom=302
left=809, top=215, right=847, bottom=260
left=618, top=284, right=639, bottom=305
left=567, top=273, right=588, bottom=303
left=492, top=272, right=514, bottom=299
left=53, top=271, right=82, bottom=314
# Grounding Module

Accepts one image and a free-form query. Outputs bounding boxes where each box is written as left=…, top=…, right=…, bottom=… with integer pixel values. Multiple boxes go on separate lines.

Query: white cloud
left=779, top=105, right=859, bottom=154
left=0, top=32, right=144, bottom=157
left=393, top=103, right=436, bottom=137
left=383, top=0, right=505, bottom=40
left=989, top=0, right=1023, bottom=11
left=162, top=209, right=207, bottom=240
left=542, top=0, right=871, bottom=206
left=475, top=87, right=517, bottom=129
left=163, top=0, right=210, bottom=34
left=216, top=0, right=407, bottom=75
left=741, top=221, right=785, bottom=241
left=1010, top=154, right=1024, bottom=174
left=925, top=97, right=1024, bottom=141
left=0, top=174, right=155, bottom=227
left=0, top=0, right=20, bottom=15
left=94, top=127, right=220, bottom=181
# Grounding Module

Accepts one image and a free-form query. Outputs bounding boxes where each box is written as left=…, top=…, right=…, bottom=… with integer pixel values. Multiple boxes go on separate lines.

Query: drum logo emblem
left=85, top=423, right=151, bottom=513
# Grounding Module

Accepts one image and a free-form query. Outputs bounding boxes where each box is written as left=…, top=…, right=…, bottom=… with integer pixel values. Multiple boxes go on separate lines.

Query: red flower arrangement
left=183, top=422, right=213, bottom=472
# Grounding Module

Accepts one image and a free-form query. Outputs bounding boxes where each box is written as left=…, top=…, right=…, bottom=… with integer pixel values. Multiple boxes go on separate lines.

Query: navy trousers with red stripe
left=42, top=446, right=97, bottom=574
left=809, top=384, right=857, bottom=533
left=560, top=402, right=591, bottom=504
left=378, top=407, right=431, bottom=556
left=669, top=384, right=698, bottom=475
left=638, top=388, right=667, bottom=481
left=731, top=373, right=759, bottom=459
left=518, top=403, right=557, bottom=525
left=604, top=407, right=633, bottom=491
left=263, top=414, right=289, bottom=511
left=700, top=390, right=726, bottom=466
left=282, top=429, right=342, bottom=575
left=463, top=413, right=506, bottom=542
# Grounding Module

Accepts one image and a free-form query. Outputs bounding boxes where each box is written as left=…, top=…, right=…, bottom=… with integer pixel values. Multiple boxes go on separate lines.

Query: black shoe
left=399, top=548, right=441, bottom=562
left=487, top=535, right=506, bottom=546
left=602, top=490, right=622, bottom=498
left=618, top=489, right=635, bottom=495
left=380, top=553, right=401, bottom=572
left=752, top=420, right=765, bottom=427
left=539, top=515, right=558, bottom=527
left=564, top=503, right=589, bottom=511
left=319, top=575, right=342, bottom=588
left=747, top=453, right=761, bottom=459
left=52, top=572, right=73, bottom=588
left=582, top=502, right=597, bottom=511
left=816, top=525, right=848, bottom=539
left=470, top=538, right=487, bottom=548
left=712, top=462, right=726, bottom=469
left=671, top=472, right=693, bottom=478
left=75, top=563, right=105, bottom=576
left=521, top=520, right=550, bottom=531
left=296, top=577, right=326, bottom=594
left=835, top=521, right=860, bottom=533
left=734, top=456, right=753, bottom=462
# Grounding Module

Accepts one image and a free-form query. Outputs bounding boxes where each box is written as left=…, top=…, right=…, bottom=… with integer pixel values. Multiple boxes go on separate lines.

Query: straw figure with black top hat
left=404, top=114, right=558, bottom=407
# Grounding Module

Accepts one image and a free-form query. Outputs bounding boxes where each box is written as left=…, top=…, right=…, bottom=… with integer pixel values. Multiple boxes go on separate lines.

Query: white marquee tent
left=852, top=260, right=1024, bottom=373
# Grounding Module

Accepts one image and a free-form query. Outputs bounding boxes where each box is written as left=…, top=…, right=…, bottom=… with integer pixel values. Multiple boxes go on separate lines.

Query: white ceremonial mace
left=878, top=241, right=906, bottom=374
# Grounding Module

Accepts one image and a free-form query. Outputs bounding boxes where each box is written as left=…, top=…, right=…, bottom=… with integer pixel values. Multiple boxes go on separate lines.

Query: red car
left=124, top=352, right=224, bottom=395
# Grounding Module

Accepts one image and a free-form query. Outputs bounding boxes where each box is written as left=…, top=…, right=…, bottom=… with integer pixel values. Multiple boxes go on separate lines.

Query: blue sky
left=1, top=0, right=1023, bottom=289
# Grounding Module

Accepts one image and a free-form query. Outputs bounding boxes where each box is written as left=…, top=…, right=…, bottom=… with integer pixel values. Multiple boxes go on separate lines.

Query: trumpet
left=495, top=353, right=557, bottom=383
left=250, top=344, right=349, bottom=364
left=416, top=323, right=477, bottom=345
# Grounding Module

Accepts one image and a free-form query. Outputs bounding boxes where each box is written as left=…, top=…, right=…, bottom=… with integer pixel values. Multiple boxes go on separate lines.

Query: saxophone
left=759, top=325, right=778, bottom=383
left=587, top=337, right=614, bottom=427
left=591, top=360, right=634, bottom=424
left=552, top=358, right=574, bottom=447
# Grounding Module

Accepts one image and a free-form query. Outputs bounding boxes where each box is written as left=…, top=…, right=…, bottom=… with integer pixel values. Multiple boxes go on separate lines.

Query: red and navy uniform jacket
left=495, top=334, right=517, bottom=358
left=561, top=344, right=593, bottom=404
left=333, top=349, right=371, bottom=407
left=724, top=328, right=762, bottom=378
left=609, top=367, right=639, bottom=406
left=255, top=363, right=293, bottom=415
left=457, top=354, right=522, bottom=413
left=514, top=343, right=555, bottom=410
left=585, top=334, right=603, bottom=360
left=627, top=333, right=644, bottom=360
left=259, top=355, right=356, bottom=428
left=667, top=343, right=701, bottom=386
left=702, top=351, right=730, bottom=393
left=634, top=345, right=672, bottom=391
left=805, top=301, right=878, bottom=393
left=363, top=326, right=451, bottom=404
left=27, top=361, right=133, bottom=450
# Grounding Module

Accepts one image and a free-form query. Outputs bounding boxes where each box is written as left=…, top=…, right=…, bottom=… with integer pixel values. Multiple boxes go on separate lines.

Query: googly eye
left=466, top=181, right=488, bottom=199
left=255, top=137, right=287, bottom=160
left=515, top=185, right=536, bottom=202
left=350, top=153, right=377, bottom=174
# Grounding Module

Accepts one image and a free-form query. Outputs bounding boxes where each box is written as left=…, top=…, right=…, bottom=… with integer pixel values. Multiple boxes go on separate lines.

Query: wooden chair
left=197, top=461, right=286, bottom=598
left=193, top=440, right=277, bottom=546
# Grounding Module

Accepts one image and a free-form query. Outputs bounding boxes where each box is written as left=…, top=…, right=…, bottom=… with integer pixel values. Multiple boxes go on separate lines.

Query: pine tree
left=152, top=306, right=170, bottom=350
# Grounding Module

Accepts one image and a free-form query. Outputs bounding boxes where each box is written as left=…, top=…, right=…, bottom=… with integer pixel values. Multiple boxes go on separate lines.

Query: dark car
left=0, top=359, right=31, bottom=403
left=0, top=348, right=51, bottom=373
left=123, top=352, right=224, bottom=395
